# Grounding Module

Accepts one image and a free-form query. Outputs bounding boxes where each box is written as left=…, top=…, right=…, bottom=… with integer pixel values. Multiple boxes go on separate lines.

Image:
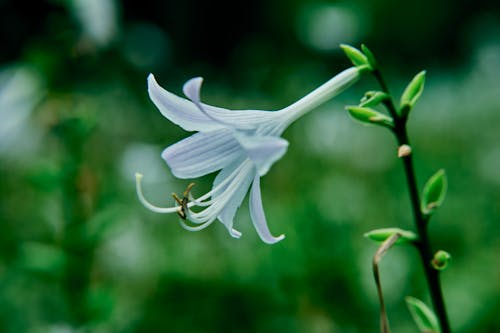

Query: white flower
left=135, top=67, right=360, bottom=244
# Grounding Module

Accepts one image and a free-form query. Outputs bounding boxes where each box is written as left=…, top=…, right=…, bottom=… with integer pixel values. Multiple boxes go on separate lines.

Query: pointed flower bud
left=421, top=169, right=447, bottom=215
left=346, top=106, right=394, bottom=128
left=405, top=296, right=440, bottom=333
left=399, top=70, right=426, bottom=117
left=364, top=227, right=418, bottom=245
left=432, top=250, right=451, bottom=271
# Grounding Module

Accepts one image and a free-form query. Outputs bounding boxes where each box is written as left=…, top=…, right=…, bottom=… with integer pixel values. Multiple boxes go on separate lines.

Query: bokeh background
left=0, top=0, right=499, bottom=332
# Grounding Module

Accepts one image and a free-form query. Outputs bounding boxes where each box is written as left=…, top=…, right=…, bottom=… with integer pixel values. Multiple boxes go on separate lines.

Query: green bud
left=364, top=227, right=418, bottom=244
left=432, top=250, right=451, bottom=271
left=421, top=169, right=447, bottom=215
left=405, top=296, right=440, bottom=333
left=346, top=106, right=394, bottom=128
left=340, top=44, right=370, bottom=69
left=360, top=91, right=389, bottom=107
left=361, top=44, right=377, bottom=70
left=399, top=70, right=426, bottom=116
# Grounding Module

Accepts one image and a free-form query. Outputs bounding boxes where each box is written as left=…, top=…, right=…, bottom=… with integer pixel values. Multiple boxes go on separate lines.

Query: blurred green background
left=0, top=0, right=499, bottom=332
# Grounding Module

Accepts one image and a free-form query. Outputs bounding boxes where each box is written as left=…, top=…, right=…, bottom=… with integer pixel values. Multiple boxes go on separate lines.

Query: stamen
left=179, top=218, right=216, bottom=231
left=187, top=161, right=248, bottom=205
left=172, top=182, right=196, bottom=220
left=135, top=172, right=179, bottom=214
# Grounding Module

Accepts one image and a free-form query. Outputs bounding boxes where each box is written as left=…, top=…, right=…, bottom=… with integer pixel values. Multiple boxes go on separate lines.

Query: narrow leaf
left=364, top=228, right=417, bottom=244
left=405, top=296, right=440, bottom=333
left=340, top=44, right=369, bottom=68
left=421, top=169, right=447, bottom=215
left=399, top=70, right=426, bottom=115
left=360, top=91, right=389, bottom=108
left=346, top=106, right=394, bottom=128
left=361, top=44, right=377, bottom=69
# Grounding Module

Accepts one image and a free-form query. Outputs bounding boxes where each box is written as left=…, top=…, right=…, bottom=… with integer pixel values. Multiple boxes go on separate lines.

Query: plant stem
left=373, top=69, right=452, bottom=333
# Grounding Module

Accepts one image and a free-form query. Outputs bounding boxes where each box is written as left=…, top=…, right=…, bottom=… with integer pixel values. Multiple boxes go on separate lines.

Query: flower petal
left=214, top=160, right=255, bottom=238
left=162, top=129, right=244, bottom=179
left=249, top=175, right=285, bottom=244
left=235, top=133, right=289, bottom=176
left=148, top=74, right=224, bottom=132
left=182, top=76, right=280, bottom=129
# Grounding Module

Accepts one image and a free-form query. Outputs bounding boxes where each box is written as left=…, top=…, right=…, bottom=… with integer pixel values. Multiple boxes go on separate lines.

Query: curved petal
left=249, top=175, right=285, bottom=244
left=162, top=129, right=244, bottom=179
left=215, top=160, right=255, bottom=237
left=235, top=133, right=289, bottom=176
left=148, top=74, right=224, bottom=132
left=182, top=76, right=281, bottom=129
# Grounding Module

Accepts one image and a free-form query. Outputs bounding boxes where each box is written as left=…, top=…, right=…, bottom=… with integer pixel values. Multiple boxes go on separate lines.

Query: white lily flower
left=135, top=67, right=360, bottom=244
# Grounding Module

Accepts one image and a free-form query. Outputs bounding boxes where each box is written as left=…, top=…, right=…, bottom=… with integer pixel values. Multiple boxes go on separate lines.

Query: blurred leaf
left=18, top=242, right=66, bottom=276
left=405, top=296, right=440, bottom=333
left=421, top=169, right=447, bottom=215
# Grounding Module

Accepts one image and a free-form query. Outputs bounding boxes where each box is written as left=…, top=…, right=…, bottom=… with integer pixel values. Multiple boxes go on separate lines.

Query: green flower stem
left=373, top=69, right=452, bottom=333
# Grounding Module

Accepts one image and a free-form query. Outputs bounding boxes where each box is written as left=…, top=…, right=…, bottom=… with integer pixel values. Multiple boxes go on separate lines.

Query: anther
left=172, top=183, right=196, bottom=220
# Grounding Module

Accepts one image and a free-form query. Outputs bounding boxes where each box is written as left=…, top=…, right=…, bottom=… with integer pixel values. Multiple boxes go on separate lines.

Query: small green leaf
left=360, top=91, right=389, bottom=107
left=340, top=44, right=369, bottom=69
left=431, top=250, right=452, bottom=271
left=405, top=296, right=440, bottom=333
left=364, top=227, right=417, bottom=244
left=421, top=169, right=447, bottom=215
left=361, top=44, right=377, bottom=69
left=399, top=70, right=426, bottom=116
left=346, top=106, right=394, bottom=128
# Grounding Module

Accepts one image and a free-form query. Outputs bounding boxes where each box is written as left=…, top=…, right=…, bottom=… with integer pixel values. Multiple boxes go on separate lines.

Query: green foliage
left=406, top=296, right=440, bottom=333
left=360, top=91, right=390, bottom=107
left=361, top=44, right=378, bottom=70
left=422, top=169, right=447, bottom=215
left=340, top=44, right=371, bottom=71
left=399, top=71, right=426, bottom=116
left=346, top=106, right=394, bottom=128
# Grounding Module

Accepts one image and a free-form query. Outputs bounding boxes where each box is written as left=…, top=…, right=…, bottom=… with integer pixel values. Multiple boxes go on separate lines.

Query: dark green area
left=0, top=1, right=499, bottom=332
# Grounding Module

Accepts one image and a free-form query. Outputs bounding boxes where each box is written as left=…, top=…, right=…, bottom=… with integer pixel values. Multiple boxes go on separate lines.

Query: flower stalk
left=372, top=67, right=452, bottom=333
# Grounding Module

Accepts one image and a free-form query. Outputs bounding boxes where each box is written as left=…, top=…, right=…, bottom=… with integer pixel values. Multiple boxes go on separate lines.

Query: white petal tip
left=263, top=234, right=285, bottom=245
left=135, top=172, right=144, bottom=180
left=183, top=77, right=204, bottom=102
left=230, top=228, right=242, bottom=239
